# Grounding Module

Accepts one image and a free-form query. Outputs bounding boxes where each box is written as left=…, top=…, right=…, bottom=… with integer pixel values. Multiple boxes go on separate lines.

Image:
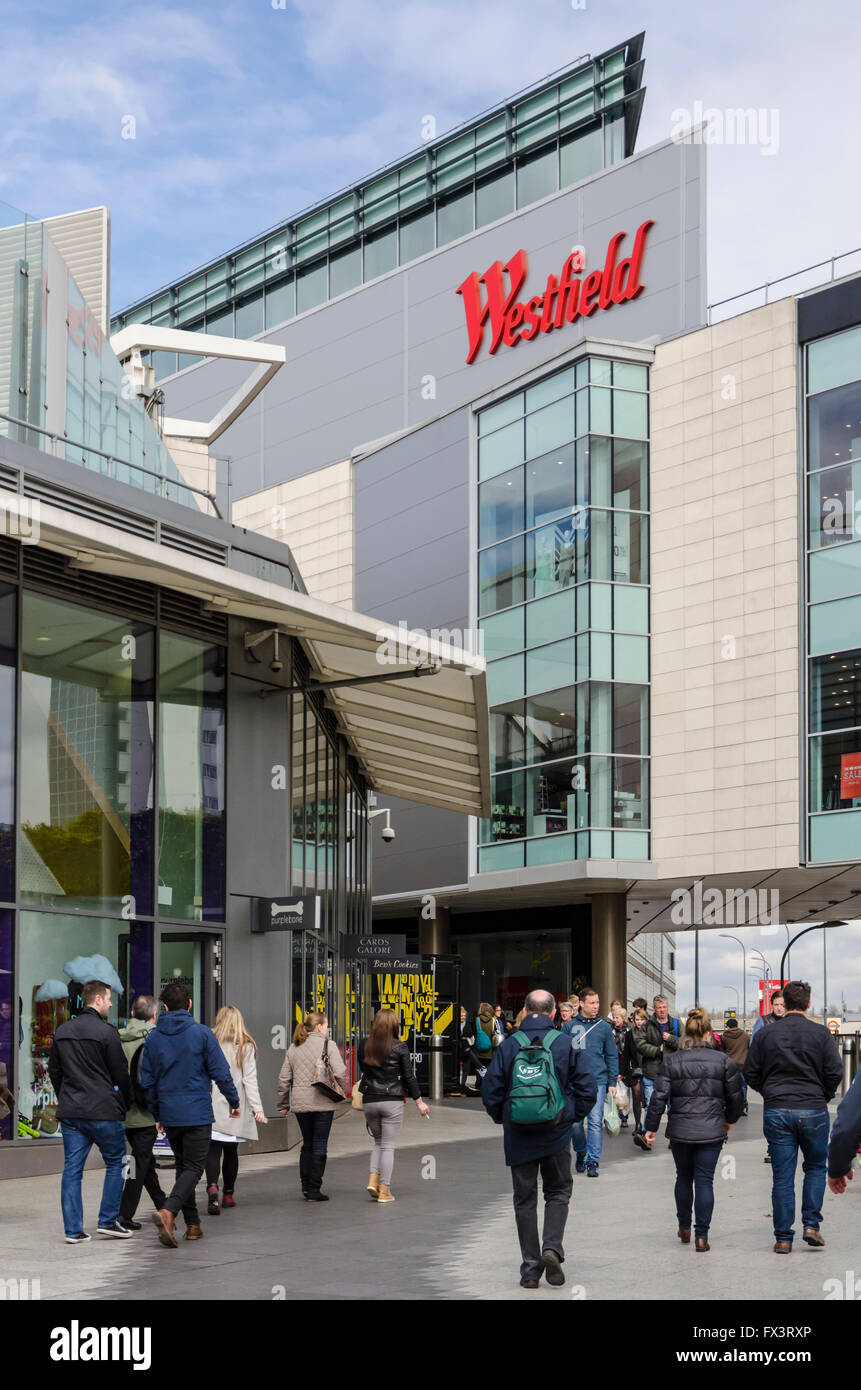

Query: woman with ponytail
left=277, top=1012, right=346, bottom=1202
left=643, top=1007, right=744, bottom=1251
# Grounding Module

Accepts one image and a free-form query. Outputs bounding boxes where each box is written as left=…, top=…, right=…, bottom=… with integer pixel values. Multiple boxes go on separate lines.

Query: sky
left=1, top=0, right=859, bottom=310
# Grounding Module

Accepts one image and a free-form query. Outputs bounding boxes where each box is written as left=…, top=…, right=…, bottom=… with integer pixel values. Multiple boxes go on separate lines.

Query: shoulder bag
left=312, top=1037, right=347, bottom=1103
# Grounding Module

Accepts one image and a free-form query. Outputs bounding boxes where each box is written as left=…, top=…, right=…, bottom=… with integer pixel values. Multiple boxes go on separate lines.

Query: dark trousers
left=629, top=1078, right=644, bottom=1129
left=296, top=1110, right=333, bottom=1155
left=119, top=1125, right=167, bottom=1222
left=206, top=1140, right=240, bottom=1192
left=510, top=1146, right=573, bottom=1280
left=670, top=1140, right=723, bottom=1237
left=163, top=1124, right=211, bottom=1226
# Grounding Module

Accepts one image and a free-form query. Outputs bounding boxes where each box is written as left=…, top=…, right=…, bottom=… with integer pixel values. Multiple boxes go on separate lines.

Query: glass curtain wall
left=477, top=357, right=650, bottom=870
left=807, top=324, right=861, bottom=859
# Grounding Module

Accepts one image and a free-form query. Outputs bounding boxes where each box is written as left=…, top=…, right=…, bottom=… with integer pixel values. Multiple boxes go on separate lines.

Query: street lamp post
left=778, top=922, right=846, bottom=1016
left=720, top=934, right=747, bottom=1025
left=723, top=985, right=739, bottom=1018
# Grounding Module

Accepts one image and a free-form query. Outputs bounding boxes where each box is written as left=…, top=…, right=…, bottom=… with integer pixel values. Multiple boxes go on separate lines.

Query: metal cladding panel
left=42, top=208, right=110, bottom=332
left=369, top=795, right=469, bottom=899
left=157, top=136, right=704, bottom=506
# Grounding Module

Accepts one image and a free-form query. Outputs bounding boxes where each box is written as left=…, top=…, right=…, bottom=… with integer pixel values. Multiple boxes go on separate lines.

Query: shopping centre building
left=5, top=28, right=861, bottom=1171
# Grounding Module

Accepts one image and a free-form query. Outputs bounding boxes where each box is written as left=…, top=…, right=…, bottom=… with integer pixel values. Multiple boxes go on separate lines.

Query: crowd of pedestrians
left=44, top=973, right=861, bottom=1292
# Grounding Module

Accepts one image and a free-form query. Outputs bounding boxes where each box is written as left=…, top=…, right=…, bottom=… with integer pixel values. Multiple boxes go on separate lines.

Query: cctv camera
left=270, top=659, right=283, bottom=673
left=381, top=825, right=396, bottom=843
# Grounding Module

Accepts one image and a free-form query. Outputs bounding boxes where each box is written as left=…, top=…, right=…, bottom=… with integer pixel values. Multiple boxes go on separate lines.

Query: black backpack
left=129, top=1043, right=149, bottom=1110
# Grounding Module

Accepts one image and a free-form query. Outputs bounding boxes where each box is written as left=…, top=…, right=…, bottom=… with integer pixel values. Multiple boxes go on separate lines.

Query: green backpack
left=508, top=1029, right=565, bottom=1128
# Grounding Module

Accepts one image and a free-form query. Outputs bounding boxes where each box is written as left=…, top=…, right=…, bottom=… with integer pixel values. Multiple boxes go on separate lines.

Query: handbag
left=351, top=1071, right=364, bottom=1111
left=312, top=1037, right=347, bottom=1103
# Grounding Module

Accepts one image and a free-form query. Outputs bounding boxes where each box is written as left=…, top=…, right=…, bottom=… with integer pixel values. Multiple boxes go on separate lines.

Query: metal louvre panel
left=21, top=477, right=156, bottom=539
left=0, top=533, right=19, bottom=579
left=22, top=546, right=157, bottom=618
left=158, top=587, right=228, bottom=641
left=160, top=524, right=228, bottom=566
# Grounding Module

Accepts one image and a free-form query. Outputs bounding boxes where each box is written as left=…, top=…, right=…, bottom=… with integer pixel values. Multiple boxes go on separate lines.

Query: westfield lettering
left=456, top=219, right=653, bottom=365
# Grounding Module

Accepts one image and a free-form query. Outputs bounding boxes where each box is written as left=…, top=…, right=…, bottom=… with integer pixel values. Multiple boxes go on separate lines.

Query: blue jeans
left=762, top=1108, right=830, bottom=1243
left=670, top=1140, right=723, bottom=1237
left=296, top=1110, right=334, bottom=1156
left=60, top=1118, right=127, bottom=1237
left=573, top=1085, right=606, bottom=1169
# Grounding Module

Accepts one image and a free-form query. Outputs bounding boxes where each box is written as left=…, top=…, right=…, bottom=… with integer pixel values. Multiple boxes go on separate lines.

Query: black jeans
left=206, top=1140, right=240, bottom=1193
left=670, top=1139, right=724, bottom=1237
left=295, top=1111, right=333, bottom=1155
left=510, top=1146, right=573, bottom=1280
left=119, top=1125, right=167, bottom=1222
left=164, top=1124, right=211, bottom=1227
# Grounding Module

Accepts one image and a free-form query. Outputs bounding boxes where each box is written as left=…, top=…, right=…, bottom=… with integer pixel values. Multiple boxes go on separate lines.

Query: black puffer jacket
left=644, top=1044, right=744, bottom=1143
left=358, top=1038, right=421, bottom=1101
left=48, top=1007, right=132, bottom=1122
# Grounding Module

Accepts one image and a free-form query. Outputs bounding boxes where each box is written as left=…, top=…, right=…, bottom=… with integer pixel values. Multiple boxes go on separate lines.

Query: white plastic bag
left=615, top=1079, right=629, bottom=1114
left=603, top=1089, right=621, bottom=1136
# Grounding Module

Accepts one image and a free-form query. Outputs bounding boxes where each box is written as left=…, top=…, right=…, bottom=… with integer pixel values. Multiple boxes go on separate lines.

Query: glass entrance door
left=159, top=932, right=223, bottom=1024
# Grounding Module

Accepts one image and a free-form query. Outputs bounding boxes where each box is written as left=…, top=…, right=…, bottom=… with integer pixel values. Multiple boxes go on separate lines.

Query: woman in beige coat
left=277, top=1012, right=346, bottom=1202
left=206, top=1006, right=266, bottom=1215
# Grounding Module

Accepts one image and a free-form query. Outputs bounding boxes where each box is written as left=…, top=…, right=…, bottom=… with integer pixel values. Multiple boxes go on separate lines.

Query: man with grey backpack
left=482, top=990, right=597, bottom=1290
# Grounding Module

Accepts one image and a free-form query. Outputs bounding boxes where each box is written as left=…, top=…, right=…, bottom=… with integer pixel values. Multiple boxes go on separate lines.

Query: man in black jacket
left=482, top=989, right=596, bottom=1290
left=745, top=980, right=843, bottom=1253
left=827, top=1067, right=861, bottom=1195
left=48, top=979, right=133, bottom=1244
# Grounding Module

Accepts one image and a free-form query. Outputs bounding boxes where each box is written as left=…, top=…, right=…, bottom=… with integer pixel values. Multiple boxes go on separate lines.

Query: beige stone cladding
left=649, top=298, right=800, bottom=881
left=231, top=458, right=354, bottom=607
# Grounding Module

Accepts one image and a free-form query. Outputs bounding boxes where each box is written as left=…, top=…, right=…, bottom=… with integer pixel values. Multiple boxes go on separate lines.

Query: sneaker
left=65, top=1232, right=91, bottom=1244
left=586, top=1165, right=599, bottom=1177
left=575, top=1155, right=586, bottom=1174
left=222, top=1193, right=236, bottom=1208
left=206, top=1185, right=220, bottom=1216
left=633, top=1131, right=651, bottom=1152
left=97, top=1219, right=133, bottom=1239
left=542, top=1249, right=565, bottom=1286
left=117, top=1218, right=141, bottom=1232
left=520, top=1276, right=540, bottom=1289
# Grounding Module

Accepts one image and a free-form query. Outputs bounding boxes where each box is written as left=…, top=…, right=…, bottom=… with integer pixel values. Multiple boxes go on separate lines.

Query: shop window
left=479, top=535, right=525, bottom=616
left=478, top=393, right=523, bottom=436
left=297, top=262, right=328, bottom=314
left=527, top=758, right=578, bottom=836
left=525, top=443, right=576, bottom=531
left=17, top=913, right=152, bottom=1141
left=613, top=438, right=648, bottom=511
left=810, top=594, right=861, bottom=656
left=810, top=650, right=861, bottom=733
left=525, top=688, right=577, bottom=765
left=486, top=654, right=524, bottom=707
left=807, top=325, right=861, bottom=395
left=480, top=770, right=526, bottom=843
left=363, top=228, right=397, bottom=281
left=329, top=246, right=361, bottom=299
left=0, top=586, right=14, bottom=903
left=809, top=540, right=861, bottom=602
left=560, top=126, right=602, bottom=186
left=808, top=378, right=861, bottom=472
left=265, top=277, right=294, bottom=328
left=21, top=593, right=155, bottom=914
left=613, top=389, right=648, bottom=440
left=613, top=684, right=649, bottom=757
left=399, top=210, right=435, bottom=264
left=809, top=729, right=861, bottom=812
left=490, top=700, right=526, bottom=773
left=613, top=582, right=649, bottom=633
left=234, top=292, right=263, bottom=339
left=158, top=632, right=225, bottom=921
left=525, top=369, right=576, bottom=415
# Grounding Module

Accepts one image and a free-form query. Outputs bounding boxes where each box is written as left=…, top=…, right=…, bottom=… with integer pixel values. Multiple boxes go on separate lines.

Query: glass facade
left=110, top=41, right=646, bottom=380
left=0, top=544, right=371, bottom=1143
left=477, top=357, right=650, bottom=871
left=807, top=323, right=861, bottom=858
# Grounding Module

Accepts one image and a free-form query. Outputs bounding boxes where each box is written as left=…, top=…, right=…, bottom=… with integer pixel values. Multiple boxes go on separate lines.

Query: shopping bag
left=603, top=1089, right=621, bottom=1136
left=615, top=1079, right=629, bottom=1115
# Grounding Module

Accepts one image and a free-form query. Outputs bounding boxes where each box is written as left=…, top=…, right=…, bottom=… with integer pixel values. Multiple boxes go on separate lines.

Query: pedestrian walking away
left=117, top=995, right=167, bottom=1232
left=277, top=1011, right=346, bottom=1202
left=564, top=986, right=618, bottom=1176
left=720, top=1017, right=750, bottom=1115
left=827, top=1067, right=861, bottom=1196
left=744, top=980, right=843, bottom=1253
left=482, top=989, right=597, bottom=1289
left=48, top=979, right=133, bottom=1243
left=750, top=992, right=786, bottom=1163
left=138, top=982, right=240, bottom=1248
left=473, top=1001, right=497, bottom=1089
left=610, top=1004, right=636, bottom=1130
left=206, top=1005, right=267, bottom=1214
left=455, top=1005, right=478, bottom=1096
left=643, top=1008, right=744, bottom=1251
left=357, top=1009, right=428, bottom=1202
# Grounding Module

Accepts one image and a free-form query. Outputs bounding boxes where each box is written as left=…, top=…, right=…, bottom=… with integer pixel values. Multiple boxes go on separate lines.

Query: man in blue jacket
left=565, top=986, right=619, bottom=1176
left=139, top=982, right=239, bottom=1248
left=482, top=989, right=596, bottom=1289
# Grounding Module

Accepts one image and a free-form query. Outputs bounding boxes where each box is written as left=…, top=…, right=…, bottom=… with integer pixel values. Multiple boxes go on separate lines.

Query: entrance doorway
left=159, top=932, right=223, bottom=1025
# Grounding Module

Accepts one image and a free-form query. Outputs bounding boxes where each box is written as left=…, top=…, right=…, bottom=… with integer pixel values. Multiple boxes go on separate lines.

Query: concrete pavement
left=1, top=1095, right=857, bottom=1301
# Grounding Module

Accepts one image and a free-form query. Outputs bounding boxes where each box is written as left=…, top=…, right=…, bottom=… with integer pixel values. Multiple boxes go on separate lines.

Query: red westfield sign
left=456, top=219, right=653, bottom=364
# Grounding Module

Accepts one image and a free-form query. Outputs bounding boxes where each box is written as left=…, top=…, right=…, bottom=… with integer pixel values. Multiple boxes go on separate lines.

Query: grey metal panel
left=370, top=796, right=469, bottom=898
left=158, top=137, right=705, bottom=506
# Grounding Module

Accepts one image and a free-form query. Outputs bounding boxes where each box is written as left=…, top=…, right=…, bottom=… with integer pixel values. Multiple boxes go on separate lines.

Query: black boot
left=305, top=1154, right=330, bottom=1202
left=299, top=1146, right=311, bottom=1198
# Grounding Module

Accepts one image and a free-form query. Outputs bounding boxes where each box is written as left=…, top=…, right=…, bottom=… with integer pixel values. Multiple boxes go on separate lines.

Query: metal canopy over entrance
left=6, top=495, right=491, bottom=817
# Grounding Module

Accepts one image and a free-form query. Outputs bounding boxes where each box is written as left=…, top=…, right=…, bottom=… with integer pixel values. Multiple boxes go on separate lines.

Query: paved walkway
left=1, top=1097, right=857, bottom=1301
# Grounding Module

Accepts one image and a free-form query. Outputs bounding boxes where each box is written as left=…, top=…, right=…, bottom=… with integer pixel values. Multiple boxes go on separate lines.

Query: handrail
left=707, top=245, right=861, bottom=325
left=0, top=411, right=222, bottom=518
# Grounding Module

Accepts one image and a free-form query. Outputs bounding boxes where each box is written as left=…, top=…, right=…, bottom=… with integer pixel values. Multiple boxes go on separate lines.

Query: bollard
left=429, top=1033, right=444, bottom=1101
left=842, top=1036, right=854, bottom=1096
